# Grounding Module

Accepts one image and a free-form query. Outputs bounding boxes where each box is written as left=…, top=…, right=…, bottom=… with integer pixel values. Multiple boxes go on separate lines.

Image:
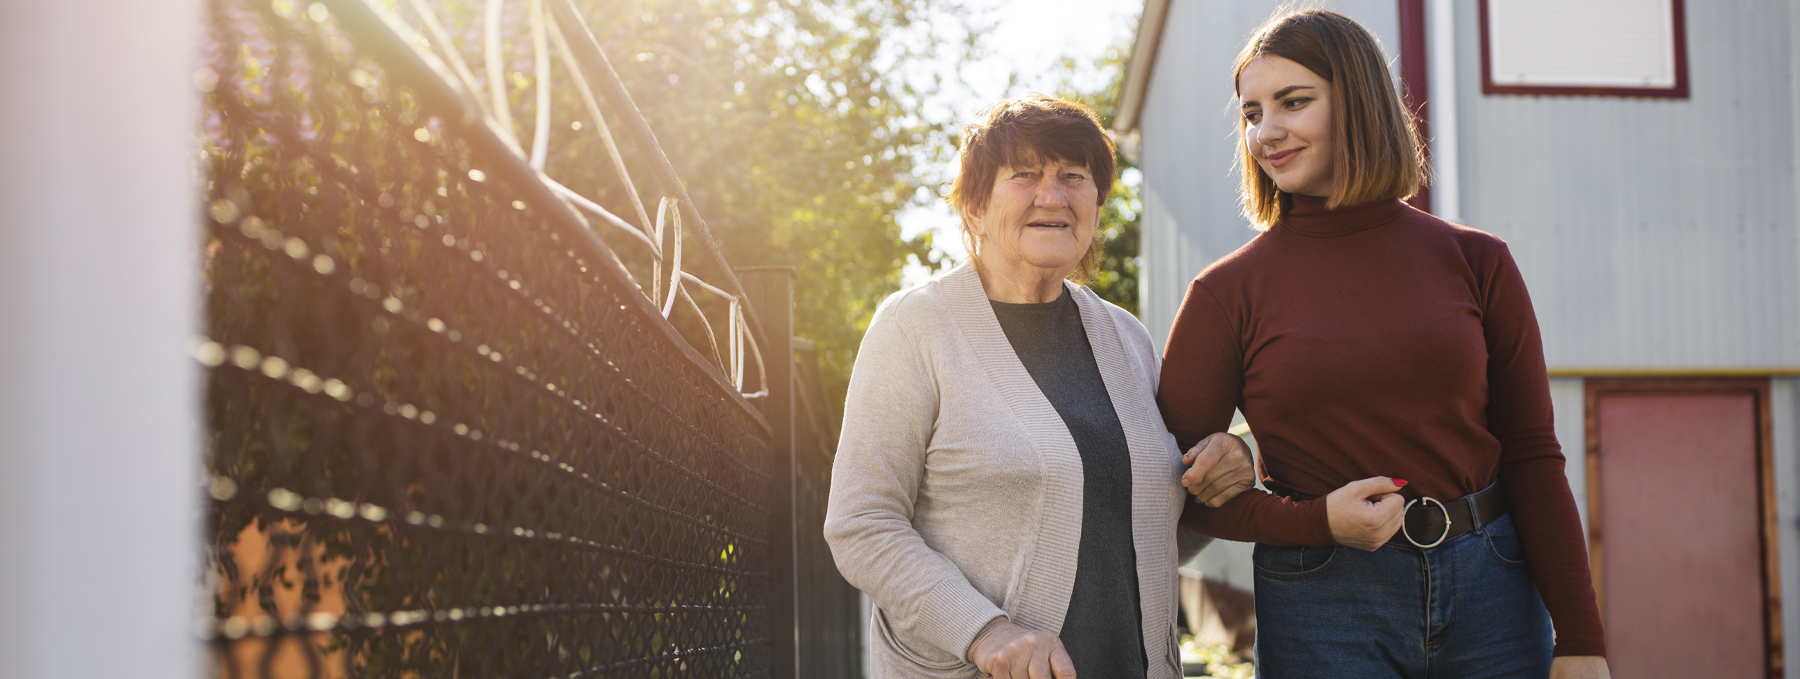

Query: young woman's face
left=1239, top=55, right=1335, bottom=198
left=976, top=155, right=1099, bottom=275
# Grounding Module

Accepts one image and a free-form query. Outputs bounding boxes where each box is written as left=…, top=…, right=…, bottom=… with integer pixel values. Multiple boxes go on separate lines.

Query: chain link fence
left=194, top=0, right=858, bottom=675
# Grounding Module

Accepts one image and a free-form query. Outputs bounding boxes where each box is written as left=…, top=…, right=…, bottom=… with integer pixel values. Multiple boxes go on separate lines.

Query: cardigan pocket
left=1165, top=619, right=1182, bottom=676
left=871, top=607, right=973, bottom=675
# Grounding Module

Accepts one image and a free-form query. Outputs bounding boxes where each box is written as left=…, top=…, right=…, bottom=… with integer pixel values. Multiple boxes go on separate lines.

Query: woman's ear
left=958, top=206, right=984, bottom=235
left=957, top=208, right=983, bottom=257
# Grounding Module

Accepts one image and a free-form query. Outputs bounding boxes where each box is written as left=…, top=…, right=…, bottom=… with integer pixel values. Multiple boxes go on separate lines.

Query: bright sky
left=895, top=0, right=1144, bottom=286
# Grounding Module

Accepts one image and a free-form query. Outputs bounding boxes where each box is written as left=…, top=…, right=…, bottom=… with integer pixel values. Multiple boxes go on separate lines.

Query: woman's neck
left=976, top=258, right=1067, bottom=304
left=1280, top=192, right=1409, bottom=238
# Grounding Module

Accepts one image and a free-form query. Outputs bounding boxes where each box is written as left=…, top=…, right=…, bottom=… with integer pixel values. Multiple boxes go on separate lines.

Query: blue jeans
left=1251, top=512, right=1554, bottom=678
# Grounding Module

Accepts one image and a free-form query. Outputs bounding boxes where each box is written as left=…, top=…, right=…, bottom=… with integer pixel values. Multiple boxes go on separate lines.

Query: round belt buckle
left=1402, top=497, right=1452, bottom=549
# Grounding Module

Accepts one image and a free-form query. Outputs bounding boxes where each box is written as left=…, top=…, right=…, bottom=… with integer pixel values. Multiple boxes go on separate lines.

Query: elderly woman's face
left=976, top=156, right=1099, bottom=274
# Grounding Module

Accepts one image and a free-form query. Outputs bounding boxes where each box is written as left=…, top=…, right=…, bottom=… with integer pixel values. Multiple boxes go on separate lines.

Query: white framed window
left=1480, top=0, right=1688, bottom=97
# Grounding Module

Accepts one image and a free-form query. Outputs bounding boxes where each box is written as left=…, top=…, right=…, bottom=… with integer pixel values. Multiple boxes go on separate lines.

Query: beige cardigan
left=823, top=263, right=1206, bottom=678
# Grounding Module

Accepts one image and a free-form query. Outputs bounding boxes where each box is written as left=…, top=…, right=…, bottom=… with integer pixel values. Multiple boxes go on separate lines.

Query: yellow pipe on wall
left=1546, top=367, right=1800, bottom=378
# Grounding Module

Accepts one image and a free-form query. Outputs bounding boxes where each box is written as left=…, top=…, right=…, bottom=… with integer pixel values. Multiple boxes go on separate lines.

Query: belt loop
left=1469, top=480, right=1500, bottom=534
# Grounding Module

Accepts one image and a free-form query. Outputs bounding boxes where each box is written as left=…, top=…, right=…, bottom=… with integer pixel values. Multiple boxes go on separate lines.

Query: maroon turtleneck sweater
left=1158, top=195, right=1605, bottom=657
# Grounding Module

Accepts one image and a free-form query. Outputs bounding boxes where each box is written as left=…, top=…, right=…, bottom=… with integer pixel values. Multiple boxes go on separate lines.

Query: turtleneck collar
left=1277, top=193, right=1409, bottom=238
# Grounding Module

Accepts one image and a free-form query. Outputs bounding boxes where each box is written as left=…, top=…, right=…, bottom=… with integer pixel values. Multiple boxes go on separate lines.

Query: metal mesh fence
left=194, top=0, right=785, bottom=675
left=792, top=343, right=861, bottom=678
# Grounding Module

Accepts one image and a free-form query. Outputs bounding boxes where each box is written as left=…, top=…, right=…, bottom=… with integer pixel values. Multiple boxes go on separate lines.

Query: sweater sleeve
left=1480, top=246, right=1607, bottom=657
left=1115, top=302, right=1224, bottom=564
left=821, top=298, right=1005, bottom=663
left=1158, top=280, right=1334, bottom=547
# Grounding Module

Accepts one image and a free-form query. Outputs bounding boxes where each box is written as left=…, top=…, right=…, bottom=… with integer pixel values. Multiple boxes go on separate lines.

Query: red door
left=1587, top=380, right=1781, bottom=677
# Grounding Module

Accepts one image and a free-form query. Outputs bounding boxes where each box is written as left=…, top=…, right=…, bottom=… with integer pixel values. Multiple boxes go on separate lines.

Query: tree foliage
left=550, top=0, right=965, bottom=411
left=502, top=0, right=1140, bottom=411
left=1054, top=47, right=1142, bottom=316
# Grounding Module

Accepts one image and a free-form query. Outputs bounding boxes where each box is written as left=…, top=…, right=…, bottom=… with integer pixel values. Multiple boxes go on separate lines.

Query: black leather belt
left=1273, top=482, right=1508, bottom=550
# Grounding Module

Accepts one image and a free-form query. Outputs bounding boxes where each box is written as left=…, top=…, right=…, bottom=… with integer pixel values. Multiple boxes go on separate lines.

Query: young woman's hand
left=1325, top=477, right=1407, bottom=551
left=968, top=617, right=1076, bottom=679
left=1180, top=432, right=1257, bottom=508
left=1549, top=656, right=1609, bottom=678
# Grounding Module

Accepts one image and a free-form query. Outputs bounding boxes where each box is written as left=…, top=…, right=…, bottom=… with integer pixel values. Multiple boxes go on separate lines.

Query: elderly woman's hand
left=1180, top=432, right=1257, bottom=508
left=968, top=618, right=1076, bottom=679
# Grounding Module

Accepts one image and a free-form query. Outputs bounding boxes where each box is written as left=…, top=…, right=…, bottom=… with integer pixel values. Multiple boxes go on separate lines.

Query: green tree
left=1055, top=47, right=1141, bottom=316
left=549, top=0, right=966, bottom=415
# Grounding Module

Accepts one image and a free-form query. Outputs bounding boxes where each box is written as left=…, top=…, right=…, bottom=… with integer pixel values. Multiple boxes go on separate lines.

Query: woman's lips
left=1266, top=147, right=1302, bottom=168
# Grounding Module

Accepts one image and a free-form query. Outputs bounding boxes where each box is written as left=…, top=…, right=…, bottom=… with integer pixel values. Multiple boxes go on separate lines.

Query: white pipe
left=540, top=175, right=659, bottom=252
left=1428, top=0, right=1462, bottom=223
left=484, top=0, right=518, bottom=143
left=662, top=209, right=683, bottom=318
left=528, top=0, right=552, bottom=171
left=0, top=0, right=200, bottom=677
left=680, top=270, right=736, bottom=300
left=405, top=0, right=487, bottom=111
left=548, top=16, right=655, bottom=234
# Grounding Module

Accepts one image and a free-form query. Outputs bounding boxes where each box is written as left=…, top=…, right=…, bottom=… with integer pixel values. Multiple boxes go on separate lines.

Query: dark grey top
left=990, top=289, right=1145, bottom=679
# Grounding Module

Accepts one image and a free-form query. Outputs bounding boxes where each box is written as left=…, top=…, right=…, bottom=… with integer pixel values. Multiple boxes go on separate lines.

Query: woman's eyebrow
left=1272, top=85, right=1315, bottom=99
left=1241, top=84, right=1318, bottom=109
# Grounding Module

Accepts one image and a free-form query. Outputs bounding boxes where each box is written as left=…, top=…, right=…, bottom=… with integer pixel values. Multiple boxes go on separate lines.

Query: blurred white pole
left=0, top=0, right=201, bottom=678
left=1428, top=0, right=1462, bottom=223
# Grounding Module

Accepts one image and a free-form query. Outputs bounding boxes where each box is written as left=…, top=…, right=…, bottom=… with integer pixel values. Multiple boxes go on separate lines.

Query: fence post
left=0, top=0, right=199, bottom=677
left=738, top=266, right=798, bottom=679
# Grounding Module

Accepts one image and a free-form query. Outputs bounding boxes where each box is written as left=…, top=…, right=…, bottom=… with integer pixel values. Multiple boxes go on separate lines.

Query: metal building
left=1115, top=1, right=1799, bottom=674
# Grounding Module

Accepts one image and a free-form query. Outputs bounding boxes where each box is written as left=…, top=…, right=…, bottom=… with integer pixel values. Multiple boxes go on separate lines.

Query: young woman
left=1157, top=10, right=1610, bottom=678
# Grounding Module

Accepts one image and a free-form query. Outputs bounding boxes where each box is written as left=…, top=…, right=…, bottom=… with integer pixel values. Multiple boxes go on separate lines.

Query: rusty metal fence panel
left=189, top=0, right=841, bottom=675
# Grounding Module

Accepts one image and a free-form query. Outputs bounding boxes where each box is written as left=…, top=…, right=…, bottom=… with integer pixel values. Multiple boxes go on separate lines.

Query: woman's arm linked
left=1159, top=281, right=1405, bottom=549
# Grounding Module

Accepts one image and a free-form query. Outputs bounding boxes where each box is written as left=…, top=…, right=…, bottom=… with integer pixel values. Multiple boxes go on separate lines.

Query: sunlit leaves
left=557, top=0, right=969, bottom=413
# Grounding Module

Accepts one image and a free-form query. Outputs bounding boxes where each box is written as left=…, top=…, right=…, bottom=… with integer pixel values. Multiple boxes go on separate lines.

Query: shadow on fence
left=195, top=0, right=860, bottom=676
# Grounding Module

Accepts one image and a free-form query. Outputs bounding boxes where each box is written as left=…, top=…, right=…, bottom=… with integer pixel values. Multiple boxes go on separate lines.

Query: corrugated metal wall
left=1451, top=0, right=1800, bottom=369
left=1137, top=0, right=1399, bottom=346
left=1774, top=378, right=1800, bottom=678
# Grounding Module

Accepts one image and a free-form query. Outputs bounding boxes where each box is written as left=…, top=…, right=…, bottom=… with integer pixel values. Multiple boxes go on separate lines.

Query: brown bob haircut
left=948, top=94, right=1116, bottom=283
left=1235, top=8, right=1425, bottom=228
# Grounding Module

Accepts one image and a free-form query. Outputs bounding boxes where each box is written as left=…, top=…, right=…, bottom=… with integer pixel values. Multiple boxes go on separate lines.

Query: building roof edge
left=1113, top=0, right=1173, bottom=136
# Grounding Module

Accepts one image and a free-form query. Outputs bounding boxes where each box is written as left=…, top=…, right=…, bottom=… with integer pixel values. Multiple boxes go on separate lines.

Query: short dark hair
left=948, top=94, right=1116, bottom=282
left=1235, top=9, right=1425, bottom=228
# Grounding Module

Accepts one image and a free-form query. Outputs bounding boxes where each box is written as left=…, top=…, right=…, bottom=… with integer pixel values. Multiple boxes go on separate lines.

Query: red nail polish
left=1393, top=479, right=1408, bottom=487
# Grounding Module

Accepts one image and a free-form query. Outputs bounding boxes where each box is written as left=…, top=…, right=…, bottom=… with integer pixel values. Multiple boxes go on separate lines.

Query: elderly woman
left=823, top=94, right=1255, bottom=679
